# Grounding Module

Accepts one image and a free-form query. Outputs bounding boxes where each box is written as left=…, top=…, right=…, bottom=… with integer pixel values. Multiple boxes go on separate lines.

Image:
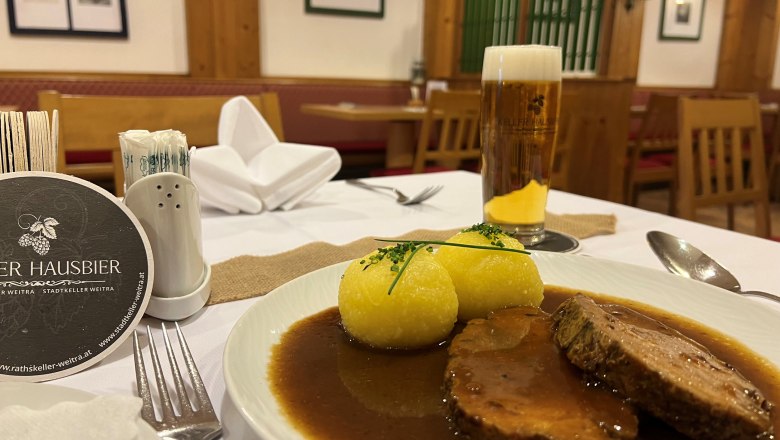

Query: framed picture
left=7, top=0, right=127, bottom=38
left=305, top=0, right=384, bottom=18
left=659, top=0, right=704, bottom=41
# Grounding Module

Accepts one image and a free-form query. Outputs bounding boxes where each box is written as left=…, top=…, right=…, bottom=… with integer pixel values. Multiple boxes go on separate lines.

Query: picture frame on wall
left=305, top=0, right=384, bottom=19
left=659, top=0, right=704, bottom=41
left=7, top=0, right=128, bottom=38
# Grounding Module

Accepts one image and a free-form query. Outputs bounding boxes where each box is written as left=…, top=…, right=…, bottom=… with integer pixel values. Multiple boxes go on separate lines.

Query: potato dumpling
left=338, top=245, right=458, bottom=349
left=434, top=227, right=543, bottom=321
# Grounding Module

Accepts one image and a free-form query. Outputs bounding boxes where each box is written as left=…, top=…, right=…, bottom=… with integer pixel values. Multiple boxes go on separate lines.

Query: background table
left=51, top=170, right=780, bottom=439
left=301, top=103, right=427, bottom=168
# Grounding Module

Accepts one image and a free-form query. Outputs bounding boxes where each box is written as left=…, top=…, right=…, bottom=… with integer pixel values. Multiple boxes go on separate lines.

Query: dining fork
left=133, top=322, right=222, bottom=440
left=346, top=179, right=443, bottom=205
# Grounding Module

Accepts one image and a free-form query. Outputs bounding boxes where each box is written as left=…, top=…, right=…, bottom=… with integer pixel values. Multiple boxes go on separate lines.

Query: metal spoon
left=646, top=230, right=780, bottom=303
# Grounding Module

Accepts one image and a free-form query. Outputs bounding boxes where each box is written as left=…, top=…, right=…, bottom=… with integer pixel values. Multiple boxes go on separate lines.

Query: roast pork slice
left=446, top=306, right=638, bottom=439
left=553, top=294, right=774, bottom=440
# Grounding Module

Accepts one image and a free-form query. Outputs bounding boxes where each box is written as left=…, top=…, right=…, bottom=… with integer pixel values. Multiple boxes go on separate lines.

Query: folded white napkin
left=190, top=96, right=341, bottom=213
left=0, top=395, right=154, bottom=440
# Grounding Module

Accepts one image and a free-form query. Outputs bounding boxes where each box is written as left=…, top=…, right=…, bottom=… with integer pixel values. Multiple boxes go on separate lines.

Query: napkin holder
left=123, top=172, right=211, bottom=320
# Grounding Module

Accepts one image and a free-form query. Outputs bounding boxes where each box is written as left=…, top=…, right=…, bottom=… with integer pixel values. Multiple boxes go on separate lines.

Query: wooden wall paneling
left=560, top=78, right=635, bottom=202
left=753, top=1, right=780, bottom=90
left=716, top=1, right=756, bottom=91
left=716, top=0, right=778, bottom=91
left=214, top=0, right=260, bottom=78
left=185, top=0, right=260, bottom=79
left=186, top=0, right=217, bottom=78
left=770, top=1, right=780, bottom=92
left=517, top=0, right=530, bottom=44
left=601, top=0, right=644, bottom=80
left=424, top=0, right=460, bottom=79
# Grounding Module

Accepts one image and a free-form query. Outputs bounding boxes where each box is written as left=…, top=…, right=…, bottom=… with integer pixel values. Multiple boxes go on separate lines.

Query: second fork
left=346, top=179, right=442, bottom=205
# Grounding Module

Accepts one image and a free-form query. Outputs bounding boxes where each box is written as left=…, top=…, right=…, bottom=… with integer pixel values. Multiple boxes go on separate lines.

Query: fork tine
left=132, top=330, right=156, bottom=425
left=174, top=321, right=217, bottom=414
left=147, top=324, right=176, bottom=423
left=406, top=185, right=442, bottom=204
left=420, top=185, right=443, bottom=201
left=161, top=322, right=195, bottom=417
left=134, top=324, right=222, bottom=439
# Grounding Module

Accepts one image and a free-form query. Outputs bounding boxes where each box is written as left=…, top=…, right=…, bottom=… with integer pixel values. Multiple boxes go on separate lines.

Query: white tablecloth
left=52, top=170, right=780, bottom=439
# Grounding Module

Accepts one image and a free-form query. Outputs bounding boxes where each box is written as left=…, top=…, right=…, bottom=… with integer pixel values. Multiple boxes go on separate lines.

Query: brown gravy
left=269, top=288, right=780, bottom=439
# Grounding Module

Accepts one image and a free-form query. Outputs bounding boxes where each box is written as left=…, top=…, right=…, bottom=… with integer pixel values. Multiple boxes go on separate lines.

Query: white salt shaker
left=123, top=172, right=211, bottom=320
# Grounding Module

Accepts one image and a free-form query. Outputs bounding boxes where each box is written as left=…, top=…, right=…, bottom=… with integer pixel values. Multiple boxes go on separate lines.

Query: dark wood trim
left=0, top=72, right=192, bottom=80
left=0, top=72, right=408, bottom=87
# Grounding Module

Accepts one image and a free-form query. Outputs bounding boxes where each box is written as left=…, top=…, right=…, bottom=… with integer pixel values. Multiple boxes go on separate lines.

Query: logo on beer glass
left=528, top=94, right=545, bottom=115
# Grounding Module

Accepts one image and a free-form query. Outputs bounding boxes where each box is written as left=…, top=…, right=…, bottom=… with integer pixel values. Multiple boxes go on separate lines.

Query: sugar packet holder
left=121, top=130, right=210, bottom=321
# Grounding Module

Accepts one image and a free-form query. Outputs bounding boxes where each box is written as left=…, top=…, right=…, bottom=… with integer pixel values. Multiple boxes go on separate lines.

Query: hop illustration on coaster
left=17, top=214, right=59, bottom=256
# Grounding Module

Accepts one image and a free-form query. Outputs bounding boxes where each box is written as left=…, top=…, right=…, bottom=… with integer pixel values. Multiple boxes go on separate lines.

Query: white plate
left=0, top=382, right=157, bottom=439
left=223, top=252, right=780, bottom=440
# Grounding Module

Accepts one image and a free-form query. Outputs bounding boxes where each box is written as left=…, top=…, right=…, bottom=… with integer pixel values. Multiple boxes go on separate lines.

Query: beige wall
left=0, top=0, right=188, bottom=74
left=5, top=0, right=775, bottom=89
left=0, top=0, right=424, bottom=80
left=637, top=0, right=725, bottom=87
left=260, top=0, right=424, bottom=80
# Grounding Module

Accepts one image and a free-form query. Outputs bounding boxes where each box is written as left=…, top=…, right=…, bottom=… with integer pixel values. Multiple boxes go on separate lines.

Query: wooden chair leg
left=629, top=183, right=640, bottom=207
left=770, top=158, right=780, bottom=201
left=668, top=183, right=677, bottom=216
left=676, top=197, right=695, bottom=222
left=726, top=203, right=735, bottom=231
left=755, top=200, right=771, bottom=238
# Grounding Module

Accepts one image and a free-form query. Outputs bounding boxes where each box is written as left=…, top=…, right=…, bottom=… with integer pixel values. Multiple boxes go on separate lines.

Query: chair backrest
left=634, top=93, right=679, bottom=154
left=623, top=93, right=679, bottom=207
left=677, top=96, right=771, bottom=237
left=37, top=91, right=285, bottom=196
left=412, top=90, right=481, bottom=174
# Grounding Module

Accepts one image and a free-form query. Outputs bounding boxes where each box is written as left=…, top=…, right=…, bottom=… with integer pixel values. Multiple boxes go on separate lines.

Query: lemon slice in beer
left=484, top=180, right=548, bottom=224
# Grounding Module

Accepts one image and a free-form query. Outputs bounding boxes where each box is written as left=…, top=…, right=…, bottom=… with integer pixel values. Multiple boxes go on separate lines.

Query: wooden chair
left=370, top=90, right=480, bottom=176
left=411, top=89, right=481, bottom=173
left=37, top=91, right=285, bottom=196
left=677, top=96, right=771, bottom=238
left=625, top=93, right=679, bottom=214
left=766, top=105, right=780, bottom=201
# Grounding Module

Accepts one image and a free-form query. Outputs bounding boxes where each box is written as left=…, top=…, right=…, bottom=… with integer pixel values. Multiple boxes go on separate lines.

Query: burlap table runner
left=207, top=212, right=616, bottom=305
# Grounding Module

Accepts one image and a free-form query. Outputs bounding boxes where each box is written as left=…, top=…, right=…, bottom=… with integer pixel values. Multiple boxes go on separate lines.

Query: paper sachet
left=119, top=129, right=191, bottom=191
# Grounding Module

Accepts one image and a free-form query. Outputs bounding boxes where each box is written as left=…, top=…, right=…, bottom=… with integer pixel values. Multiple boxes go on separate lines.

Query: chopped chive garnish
left=359, top=223, right=529, bottom=295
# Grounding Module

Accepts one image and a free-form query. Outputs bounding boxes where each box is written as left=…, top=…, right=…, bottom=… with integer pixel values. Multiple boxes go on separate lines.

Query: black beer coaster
left=0, top=172, right=153, bottom=382
left=525, top=230, right=581, bottom=253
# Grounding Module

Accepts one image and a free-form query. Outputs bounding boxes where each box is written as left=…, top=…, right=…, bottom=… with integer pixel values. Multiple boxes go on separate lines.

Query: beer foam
left=482, top=45, right=562, bottom=82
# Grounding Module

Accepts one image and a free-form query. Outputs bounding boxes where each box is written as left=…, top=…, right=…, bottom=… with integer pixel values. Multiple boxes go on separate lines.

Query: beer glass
left=480, top=45, right=562, bottom=246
